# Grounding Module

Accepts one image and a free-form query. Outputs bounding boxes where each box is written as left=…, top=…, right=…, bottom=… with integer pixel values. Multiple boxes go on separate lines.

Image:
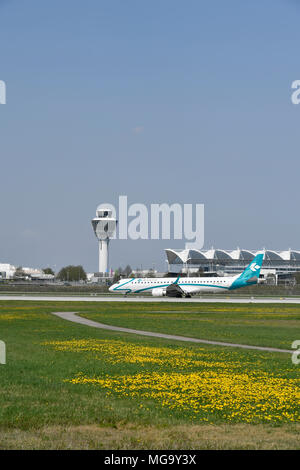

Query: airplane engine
left=152, top=288, right=166, bottom=297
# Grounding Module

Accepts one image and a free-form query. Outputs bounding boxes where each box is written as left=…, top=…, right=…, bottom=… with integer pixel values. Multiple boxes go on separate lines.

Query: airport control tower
left=91, top=207, right=117, bottom=274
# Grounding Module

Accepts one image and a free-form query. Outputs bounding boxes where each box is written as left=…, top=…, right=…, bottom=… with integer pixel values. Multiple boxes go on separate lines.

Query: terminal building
left=0, top=264, right=54, bottom=281
left=0, top=263, right=16, bottom=279
left=165, top=248, right=300, bottom=284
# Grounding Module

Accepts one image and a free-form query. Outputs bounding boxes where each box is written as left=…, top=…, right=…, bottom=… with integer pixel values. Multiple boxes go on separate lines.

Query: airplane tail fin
left=238, top=252, right=264, bottom=283
left=230, top=252, right=264, bottom=289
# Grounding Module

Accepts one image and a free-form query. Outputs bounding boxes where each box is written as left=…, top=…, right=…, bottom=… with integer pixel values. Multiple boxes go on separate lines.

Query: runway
left=52, top=311, right=293, bottom=354
left=1, top=294, right=300, bottom=303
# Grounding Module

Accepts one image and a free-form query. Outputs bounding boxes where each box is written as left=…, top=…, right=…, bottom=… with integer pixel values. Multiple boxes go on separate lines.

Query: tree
left=112, top=269, right=121, bottom=283
left=124, top=265, right=133, bottom=277
left=146, top=269, right=156, bottom=278
left=43, top=267, right=55, bottom=276
left=14, top=266, right=26, bottom=279
left=295, top=272, right=300, bottom=285
left=57, top=265, right=87, bottom=282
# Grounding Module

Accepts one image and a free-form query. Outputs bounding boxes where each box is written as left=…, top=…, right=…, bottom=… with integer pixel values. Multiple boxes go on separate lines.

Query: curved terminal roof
left=263, top=250, right=283, bottom=261
left=280, top=250, right=300, bottom=261
left=165, top=248, right=300, bottom=265
left=165, top=249, right=190, bottom=265
left=204, top=249, right=232, bottom=260
left=229, top=249, right=254, bottom=260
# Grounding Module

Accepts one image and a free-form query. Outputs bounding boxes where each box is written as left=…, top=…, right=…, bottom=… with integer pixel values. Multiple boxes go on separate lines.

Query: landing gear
left=185, top=294, right=192, bottom=298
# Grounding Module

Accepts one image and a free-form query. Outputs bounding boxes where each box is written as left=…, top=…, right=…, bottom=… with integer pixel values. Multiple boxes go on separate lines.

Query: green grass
left=0, top=300, right=299, bottom=449
left=79, top=302, right=300, bottom=349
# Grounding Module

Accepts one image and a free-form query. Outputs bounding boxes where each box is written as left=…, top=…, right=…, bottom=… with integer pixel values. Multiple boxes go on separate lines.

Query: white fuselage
left=109, top=276, right=237, bottom=296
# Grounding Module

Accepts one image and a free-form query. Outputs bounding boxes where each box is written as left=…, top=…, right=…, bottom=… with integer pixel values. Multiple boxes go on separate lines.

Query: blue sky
left=0, top=0, right=300, bottom=272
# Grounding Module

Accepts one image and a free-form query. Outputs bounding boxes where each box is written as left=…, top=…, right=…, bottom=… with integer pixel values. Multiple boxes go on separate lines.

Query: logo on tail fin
left=250, top=262, right=261, bottom=272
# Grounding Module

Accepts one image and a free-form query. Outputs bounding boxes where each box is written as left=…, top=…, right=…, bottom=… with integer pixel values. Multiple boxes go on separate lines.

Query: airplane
left=109, top=252, right=265, bottom=298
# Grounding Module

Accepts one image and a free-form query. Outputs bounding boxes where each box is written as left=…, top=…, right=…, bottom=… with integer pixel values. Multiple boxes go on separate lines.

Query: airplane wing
left=166, top=279, right=185, bottom=297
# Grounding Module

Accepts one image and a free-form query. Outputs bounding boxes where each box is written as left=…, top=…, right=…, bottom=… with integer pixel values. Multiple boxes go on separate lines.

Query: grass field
left=80, top=302, right=300, bottom=349
left=0, top=300, right=299, bottom=449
